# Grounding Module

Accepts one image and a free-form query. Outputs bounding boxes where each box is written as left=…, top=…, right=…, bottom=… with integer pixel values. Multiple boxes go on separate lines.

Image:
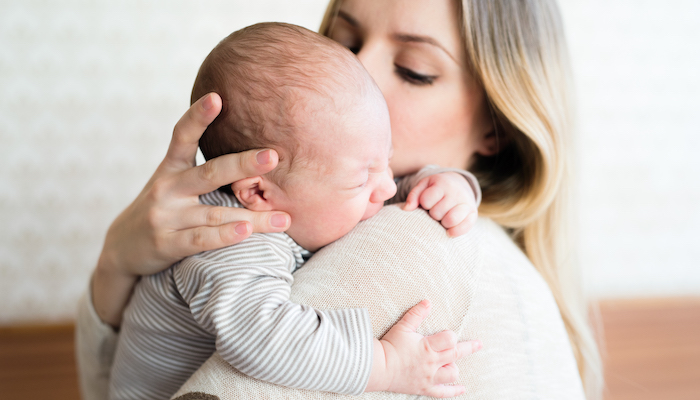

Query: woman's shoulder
left=173, top=205, right=585, bottom=399
left=358, top=206, right=584, bottom=397
left=290, top=206, right=529, bottom=336
left=339, top=204, right=524, bottom=274
left=298, top=204, right=532, bottom=287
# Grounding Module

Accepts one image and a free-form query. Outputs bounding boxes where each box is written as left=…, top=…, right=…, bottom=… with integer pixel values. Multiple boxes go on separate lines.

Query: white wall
left=560, top=0, right=700, bottom=297
left=0, top=0, right=698, bottom=324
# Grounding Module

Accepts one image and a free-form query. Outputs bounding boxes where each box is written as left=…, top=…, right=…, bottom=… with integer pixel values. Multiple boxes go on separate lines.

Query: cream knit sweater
left=77, top=205, right=584, bottom=400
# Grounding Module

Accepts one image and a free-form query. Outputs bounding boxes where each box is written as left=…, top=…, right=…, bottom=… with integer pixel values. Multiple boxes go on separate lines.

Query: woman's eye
left=327, top=26, right=362, bottom=54
left=340, top=40, right=361, bottom=54
left=395, top=65, right=436, bottom=85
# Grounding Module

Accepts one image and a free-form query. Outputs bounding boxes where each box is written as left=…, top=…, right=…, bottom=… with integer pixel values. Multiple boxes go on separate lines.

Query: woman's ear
left=231, top=176, right=275, bottom=211
left=475, top=128, right=510, bottom=157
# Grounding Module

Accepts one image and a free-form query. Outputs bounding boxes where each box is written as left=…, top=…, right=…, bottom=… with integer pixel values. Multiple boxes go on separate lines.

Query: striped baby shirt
left=108, top=190, right=374, bottom=400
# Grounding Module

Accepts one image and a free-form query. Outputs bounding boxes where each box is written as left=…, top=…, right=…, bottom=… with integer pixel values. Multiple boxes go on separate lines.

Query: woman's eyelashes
left=328, top=27, right=436, bottom=86
left=337, top=37, right=361, bottom=54
left=394, top=65, right=437, bottom=85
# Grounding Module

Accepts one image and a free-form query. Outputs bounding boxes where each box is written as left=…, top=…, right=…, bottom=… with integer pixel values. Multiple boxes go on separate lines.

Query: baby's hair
left=191, top=22, right=374, bottom=189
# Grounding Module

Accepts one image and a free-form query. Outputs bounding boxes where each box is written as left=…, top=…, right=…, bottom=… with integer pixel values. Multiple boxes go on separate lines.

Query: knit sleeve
left=75, top=289, right=118, bottom=400
left=173, top=235, right=373, bottom=395
left=390, top=165, right=482, bottom=207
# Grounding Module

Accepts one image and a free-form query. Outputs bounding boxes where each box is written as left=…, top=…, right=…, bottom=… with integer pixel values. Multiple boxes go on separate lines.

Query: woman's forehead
left=337, top=0, right=464, bottom=56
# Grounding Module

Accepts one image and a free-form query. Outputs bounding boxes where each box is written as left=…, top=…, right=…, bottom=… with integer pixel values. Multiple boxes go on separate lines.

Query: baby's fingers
left=446, top=211, right=478, bottom=238
left=427, top=196, right=453, bottom=222
left=404, top=178, right=431, bottom=211
left=433, top=363, right=460, bottom=385
left=419, top=184, right=446, bottom=211
left=441, top=204, right=471, bottom=229
left=437, top=340, right=482, bottom=366
left=395, top=299, right=432, bottom=332
left=426, top=330, right=458, bottom=352
left=424, top=381, right=466, bottom=398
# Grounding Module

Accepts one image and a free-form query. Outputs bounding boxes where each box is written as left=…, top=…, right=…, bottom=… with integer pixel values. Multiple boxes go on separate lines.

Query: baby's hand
left=404, top=172, right=478, bottom=237
left=366, top=300, right=482, bottom=397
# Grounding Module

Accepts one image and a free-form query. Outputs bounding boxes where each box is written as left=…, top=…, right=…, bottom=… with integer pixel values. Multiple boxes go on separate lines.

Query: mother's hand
left=92, top=93, right=291, bottom=327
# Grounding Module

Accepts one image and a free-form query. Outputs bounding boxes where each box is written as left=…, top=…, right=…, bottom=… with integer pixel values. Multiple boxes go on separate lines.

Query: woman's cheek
left=387, top=97, right=432, bottom=174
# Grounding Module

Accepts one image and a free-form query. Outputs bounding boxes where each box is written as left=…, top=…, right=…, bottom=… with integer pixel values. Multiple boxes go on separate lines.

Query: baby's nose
left=372, top=173, right=397, bottom=203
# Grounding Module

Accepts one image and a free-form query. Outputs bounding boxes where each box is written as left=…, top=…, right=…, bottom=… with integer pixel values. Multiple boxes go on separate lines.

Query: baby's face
left=275, top=91, right=396, bottom=252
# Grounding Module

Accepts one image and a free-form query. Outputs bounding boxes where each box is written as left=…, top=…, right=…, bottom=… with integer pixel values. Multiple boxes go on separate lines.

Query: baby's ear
left=231, top=176, right=275, bottom=211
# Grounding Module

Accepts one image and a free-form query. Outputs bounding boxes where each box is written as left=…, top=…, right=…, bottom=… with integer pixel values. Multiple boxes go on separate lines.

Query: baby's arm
left=175, top=236, right=479, bottom=396
left=395, top=166, right=481, bottom=237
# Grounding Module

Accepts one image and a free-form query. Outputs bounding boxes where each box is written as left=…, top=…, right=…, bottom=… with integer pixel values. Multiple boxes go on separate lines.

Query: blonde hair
left=321, top=0, right=603, bottom=398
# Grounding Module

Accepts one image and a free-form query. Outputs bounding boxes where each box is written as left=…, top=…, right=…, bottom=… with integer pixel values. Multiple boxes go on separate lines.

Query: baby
left=109, top=23, right=481, bottom=400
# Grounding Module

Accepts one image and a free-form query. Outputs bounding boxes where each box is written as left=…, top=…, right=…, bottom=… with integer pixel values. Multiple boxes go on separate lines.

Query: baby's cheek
left=360, top=201, right=383, bottom=221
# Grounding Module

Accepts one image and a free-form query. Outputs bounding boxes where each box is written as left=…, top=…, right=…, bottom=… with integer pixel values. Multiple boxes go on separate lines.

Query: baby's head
left=192, top=23, right=396, bottom=251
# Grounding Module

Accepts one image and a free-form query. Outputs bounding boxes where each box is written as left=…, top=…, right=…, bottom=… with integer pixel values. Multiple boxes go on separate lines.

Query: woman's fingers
left=165, top=207, right=291, bottom=257
left=176, top=148, right=279, bottom=197
left=180, top=205, right=290, bottom=232
left=166, top=223, right=252, bottom=260
left=166, top=205, right=292, bottom=257
left=164, top=93, right=223, bottom=169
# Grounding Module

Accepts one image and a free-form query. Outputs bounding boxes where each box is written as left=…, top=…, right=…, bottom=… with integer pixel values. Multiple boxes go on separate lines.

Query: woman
left=77, top=0, right=602, bottom=398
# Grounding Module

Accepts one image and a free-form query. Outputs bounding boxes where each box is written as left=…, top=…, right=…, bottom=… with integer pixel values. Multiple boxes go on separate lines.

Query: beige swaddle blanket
left=172, top=206, right=584, bottom=399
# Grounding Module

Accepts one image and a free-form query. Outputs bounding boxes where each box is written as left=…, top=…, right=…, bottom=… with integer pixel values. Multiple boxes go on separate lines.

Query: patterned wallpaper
left=0, top=0, right=698, bottom=324
left=0, top=0, right=328, bottom=324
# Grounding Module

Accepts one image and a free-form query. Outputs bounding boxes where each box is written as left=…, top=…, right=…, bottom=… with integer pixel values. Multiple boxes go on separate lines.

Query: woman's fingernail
left=235, top=222, right=249, bottom=235
left=271, top=213, right=288, bottom=228
left=256, top=149, right=271, bottom=165
left=202, top=94, right=214, bottom=110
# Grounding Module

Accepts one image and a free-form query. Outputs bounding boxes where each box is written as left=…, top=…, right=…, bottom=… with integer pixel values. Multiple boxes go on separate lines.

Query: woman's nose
left=356, top=41, right=390, bottom=96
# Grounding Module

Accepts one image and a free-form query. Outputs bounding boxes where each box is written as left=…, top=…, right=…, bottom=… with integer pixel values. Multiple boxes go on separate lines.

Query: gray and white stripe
left=109, top=191, right=373, bottom=400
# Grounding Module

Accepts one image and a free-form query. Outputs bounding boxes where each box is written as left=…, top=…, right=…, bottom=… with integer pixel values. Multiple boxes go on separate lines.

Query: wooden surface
left=0, top=298, right=698, bottom=400
left=0, top=324, right=79, bottom=400
left=598, top=297, right=700, bottom=400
